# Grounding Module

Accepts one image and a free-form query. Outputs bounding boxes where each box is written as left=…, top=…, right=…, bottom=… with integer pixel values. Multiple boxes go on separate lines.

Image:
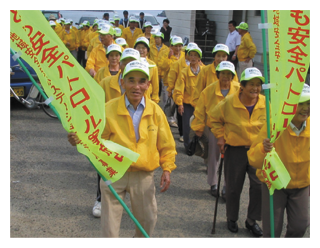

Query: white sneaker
left=169, top=121, right=178, bottom=128
left=92, top=200, right=101, bottom=218
left=179, top=136, right=184, bottom=142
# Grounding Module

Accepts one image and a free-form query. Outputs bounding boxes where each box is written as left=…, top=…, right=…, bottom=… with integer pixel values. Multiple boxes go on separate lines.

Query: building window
left=255, top=10, right=261, bottom=16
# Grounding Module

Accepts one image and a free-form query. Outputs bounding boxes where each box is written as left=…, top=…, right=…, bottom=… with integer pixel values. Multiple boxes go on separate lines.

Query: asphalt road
left=10, top=98, right=310, bottom=240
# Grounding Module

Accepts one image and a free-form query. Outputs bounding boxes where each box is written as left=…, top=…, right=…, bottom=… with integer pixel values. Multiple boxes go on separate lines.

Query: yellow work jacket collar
left=116, top=94, right=153, bottom=117
left=210, top=63, right=217, bottom=75
left=186, top=64, right=200, bottom=77
left=214, top=80, right=239, bottom=97
left=288, top=117, right=310, bottom=138
left=232, top=89, right=265, bottom=110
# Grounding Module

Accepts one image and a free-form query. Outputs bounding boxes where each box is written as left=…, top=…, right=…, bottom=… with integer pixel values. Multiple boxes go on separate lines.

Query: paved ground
left=10, top=99, right=310, bottom=241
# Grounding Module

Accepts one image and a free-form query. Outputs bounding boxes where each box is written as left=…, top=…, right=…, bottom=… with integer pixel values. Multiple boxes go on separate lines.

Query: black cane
left=211, top=153, right=224, bottom=234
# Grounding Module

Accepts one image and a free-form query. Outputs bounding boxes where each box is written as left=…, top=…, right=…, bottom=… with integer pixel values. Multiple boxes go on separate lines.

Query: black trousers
left=176, top=105, right=183, bottom=137
left=77, top=49, right=87, bottom=68
left=228, top=51, right=239, bottom=70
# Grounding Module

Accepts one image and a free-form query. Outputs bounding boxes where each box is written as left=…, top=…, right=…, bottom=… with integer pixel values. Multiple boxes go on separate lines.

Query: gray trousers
left=224, top=145, right=262, bottom=222
left=182, top=103, right=194, bottom=149
left=262, top=184, right=310, bottom=237
left=204, top=126, right=222, bottom=186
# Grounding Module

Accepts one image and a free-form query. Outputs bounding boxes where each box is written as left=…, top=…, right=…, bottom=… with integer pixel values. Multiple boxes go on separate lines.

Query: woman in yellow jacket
left=191, top=61, right=240, bottom=198
left=134, top=37, right=160, bottom=103
left=85, top=24, right=116, bottom=77
left=191, top=43, right=239, bottom=107
left=173, top=46, right=204, bottom=150
left=247, top=84, right=310, bottom=237
left=94, top=44, right=121, bottom=85
left=137, top=21, right=155, bottom=48
left=84, top=21, right=100, bottom=57
left=61, top=19, right=80, bottom=59
left=121, top=17, right=143, bottom=48
left=208, top=67, right=266, bottom=236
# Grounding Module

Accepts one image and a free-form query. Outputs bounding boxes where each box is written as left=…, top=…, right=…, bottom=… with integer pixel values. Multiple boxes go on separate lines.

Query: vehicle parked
left=129, top=13, right=161, bottom=34
left=42, top=10, right=62, bottom=20
left=10, top=53, right=37, bottom=100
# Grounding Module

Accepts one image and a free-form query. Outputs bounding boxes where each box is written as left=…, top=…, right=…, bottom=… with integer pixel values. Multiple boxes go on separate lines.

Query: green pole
left=11, top=47, right=149, bottom=238
left=260, top=10, right=275, bottom=238
left=10, top=47, right=61, bottom=121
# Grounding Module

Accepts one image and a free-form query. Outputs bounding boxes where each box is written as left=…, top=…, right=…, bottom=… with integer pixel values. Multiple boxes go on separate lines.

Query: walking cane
left=211, top=153, right=224, bottom=234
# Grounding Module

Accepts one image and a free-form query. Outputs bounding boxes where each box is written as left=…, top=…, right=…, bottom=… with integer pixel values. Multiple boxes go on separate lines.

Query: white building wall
left=164, top=10, right=196, bottom=42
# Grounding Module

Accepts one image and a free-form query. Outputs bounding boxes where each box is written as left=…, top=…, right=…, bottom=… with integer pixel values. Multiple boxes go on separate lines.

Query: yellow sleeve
left=191, top=67, right=206, bottom=107
left=245, top=36, right=257, bottom=59
left=190, top=90, right=207, bottom=133
left=156, top=106, right=177, bottom=173
left=172, top=70, right=185, bottom=106
left=247, top=123, right=268, bottom=170
left=150, top=66, right=160, bottom=103
left=85, top=47, right=96, bottom=72
left=208, top=99, right=226, bottom=139
left=166, top=61, right=179, bottom=93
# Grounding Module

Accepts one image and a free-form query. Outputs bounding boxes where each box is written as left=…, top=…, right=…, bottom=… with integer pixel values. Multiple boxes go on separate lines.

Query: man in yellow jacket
left=236, top=22, right=257, bottom=77
left=121, top=16, right=143, bottom=48
left=78, top=20, right=91, bottom=68
left=85, top=24, right=115, bottom=77
left=247, top=84, right=310, bottom=237
left=61, top=19, right=79, bottom=58
left=68, top=60, right=177, bottom=237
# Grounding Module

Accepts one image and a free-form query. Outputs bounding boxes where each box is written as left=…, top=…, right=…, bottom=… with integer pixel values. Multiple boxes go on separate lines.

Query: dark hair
left=240, top=79, right=263, bottom=87
left=212, top=51, right=228, bottom=58
left=228, top=20, right=237, bottom=27
left=163, top=18, right=170, bottom=24
left=140, top=12, right=144, bottom=16
left=216, top=70, right=235, bottom=80
left=123, top=10, right=128, bottom=15
left=103, top=13, right=109, bottom=17
left=134, top=42, right=150, bottom=52
left=106, top=50, right=121, bottom=59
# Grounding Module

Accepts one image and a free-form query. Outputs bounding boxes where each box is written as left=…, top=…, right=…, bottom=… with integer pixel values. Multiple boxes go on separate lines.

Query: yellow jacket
left=79, top=29, right=91, bottom=50
left=237, top=32, right=257, bottom=62
left=94, top=66, right=119, bottom=85
left=247, top=118, right=310, bottom=189
left=149, top=44, right=170, bottom=78
left=61, top=29, right=80, bottom=51
left=208, top=89, right=266, bottom=146
left=99, top=72, right=123, bottom=103
left=121, top=27, right=143, bottom=48
left=144, top=58, right=160, bottom=103
left=173, top=64, right=205, bottom=106
left=87, top=35, right=101, bottom=59
left=85, top=43, right=109, bottom=73
left=166, top=55, right=187, bottom=92
left=101, top=94, right=177, bottom=172
left=191, top=80, right=240, bottom=132
left=158, top=51, right=185, bottom=86
left=191, top=63, right=239, bottom=107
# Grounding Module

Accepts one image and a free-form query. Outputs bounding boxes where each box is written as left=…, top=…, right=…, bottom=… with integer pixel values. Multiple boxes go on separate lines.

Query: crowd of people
left=53, top=11, right=311, bottom=238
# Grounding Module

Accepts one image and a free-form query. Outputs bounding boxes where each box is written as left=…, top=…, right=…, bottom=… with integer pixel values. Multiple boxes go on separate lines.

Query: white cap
left=212, top=43, right=230, bottom=55
left=106, top=44, right=122, bottom=55
left=144, top=21, right=153, bottom=28
left=120, top=48, right=140, bottom=61
left=97, top=24, right=114, bottom=35
left=49, top=20, right=56, bottom=26
left=299, top=84, right=310, bottom=103
left=115, top=38, right=128, bottom=47
left=185, top=42, right=199, bottom=51
left=171, top=36, right=183, bottom=46
left=134, top=37, right=150, bottom=47
left=216, top=61, right=236, bottom=75
left=240, top=67, right=265, bottom=83
left=123, top=60, right=150, bottom=80
left=114, top=27, right=122, bottom=37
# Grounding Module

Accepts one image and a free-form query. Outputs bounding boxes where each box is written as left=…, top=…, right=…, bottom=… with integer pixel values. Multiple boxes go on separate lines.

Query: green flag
left=10, top=10, right=139, bottom=183
left=262, top=10, right=310, bottom=194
